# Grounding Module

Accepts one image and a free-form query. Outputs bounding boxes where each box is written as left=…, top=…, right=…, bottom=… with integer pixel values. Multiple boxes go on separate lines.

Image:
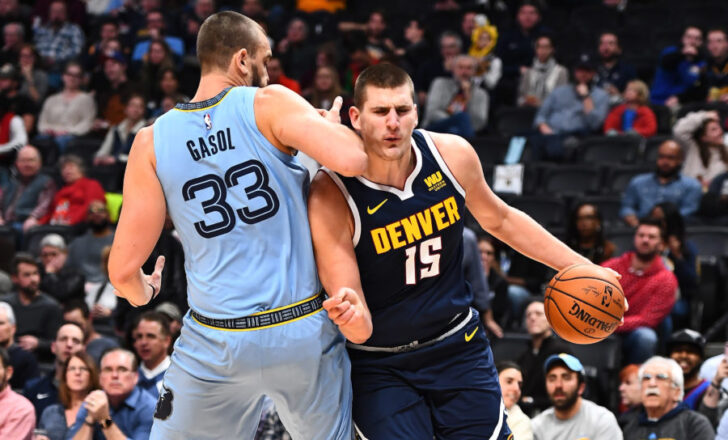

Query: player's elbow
left=334, top=149, right=367, bottom=177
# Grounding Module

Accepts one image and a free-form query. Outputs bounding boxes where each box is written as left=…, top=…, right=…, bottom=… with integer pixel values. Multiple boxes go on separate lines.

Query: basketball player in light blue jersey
left=108, top=11, right=368, bottom=440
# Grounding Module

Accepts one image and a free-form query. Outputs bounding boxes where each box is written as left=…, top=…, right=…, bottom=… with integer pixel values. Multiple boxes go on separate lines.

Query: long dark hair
left=693, top=118, right=728, bottom=168
left=650, top=201, right=686, bottom=255
left=566, top=201, right=608, bottom=263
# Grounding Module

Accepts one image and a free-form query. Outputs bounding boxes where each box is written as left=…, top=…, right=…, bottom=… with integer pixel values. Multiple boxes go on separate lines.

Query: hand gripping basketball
left=544, top=263, right=625, bottom=345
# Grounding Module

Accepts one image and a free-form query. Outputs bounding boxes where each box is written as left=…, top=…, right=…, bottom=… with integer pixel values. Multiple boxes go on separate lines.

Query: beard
left=551, top=387, right=580, bottom=411
left=656, top=164, right=680, bottom=179
left=18, top=284, right=38, bottom=297
left=635, top=247, right=659, bottom=262
left=89, top=219, right=109, bottom=233
left=250, top=64, right=266, bottom=87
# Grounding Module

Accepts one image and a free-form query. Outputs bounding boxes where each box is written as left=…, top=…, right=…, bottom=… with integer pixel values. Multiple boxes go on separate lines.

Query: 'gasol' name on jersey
left=187, top=127, right=236, bottom=161
left=370, top=196, right=460, bottom=254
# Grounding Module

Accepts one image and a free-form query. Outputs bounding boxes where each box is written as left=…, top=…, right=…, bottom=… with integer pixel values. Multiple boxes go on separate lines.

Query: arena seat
left=642, top=135, right=672, bottom=164
left=539, top=164, right=603, bottom=197
left=577, top=135, right=642, bottom=165
left=567, top=336, right=622, bottom=412
left=22, top=225, right=79, bottom=256
left=686, top=226, right=728, bottom=259
left=603, top=164, right=652, bottom=195
left=490, top=332, right=530, bottom=364
left=495, top=107, right=537, bottom=137
left=510, top=195, right=567, bottom=228
left=471, top=136, right=510, bottom=166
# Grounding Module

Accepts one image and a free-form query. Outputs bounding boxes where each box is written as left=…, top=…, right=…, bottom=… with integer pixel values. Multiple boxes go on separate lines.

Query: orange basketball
left=544, top=263, right=625, bottom=345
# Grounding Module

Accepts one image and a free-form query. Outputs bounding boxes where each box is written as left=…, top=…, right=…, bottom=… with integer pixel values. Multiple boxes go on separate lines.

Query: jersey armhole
left=322, top=168, right=361, bottom=247
left=418, top=129, right=466, bottom=198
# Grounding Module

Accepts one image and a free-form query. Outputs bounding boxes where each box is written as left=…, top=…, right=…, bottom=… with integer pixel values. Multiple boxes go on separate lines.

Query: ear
left=578, top=381, right=586, bottom=397
left=5, top=365, right=12, bottom=381
left=234, top=48, right=249, bottom=76
left=349, top=105, right=362, bottom=131
left=51, top=341, right=56, bottom=356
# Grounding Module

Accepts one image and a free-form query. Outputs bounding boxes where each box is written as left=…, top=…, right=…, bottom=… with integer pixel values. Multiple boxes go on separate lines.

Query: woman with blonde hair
left=604, top=79, right=658, bottom=137
left=37, top=352, right=102, bottom=440
left=305, top=65, right=352, bottom=126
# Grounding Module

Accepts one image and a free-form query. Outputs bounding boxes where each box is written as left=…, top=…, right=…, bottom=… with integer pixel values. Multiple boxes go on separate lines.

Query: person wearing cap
left=532, top=353, right=622, bottom=440
left=620, top=356, right=714, bottom=440
left=531, top=52, right=610, bottom=161
left=667, top=328, right=710, bottom=410
left=38, top=233, right=85, bottom=305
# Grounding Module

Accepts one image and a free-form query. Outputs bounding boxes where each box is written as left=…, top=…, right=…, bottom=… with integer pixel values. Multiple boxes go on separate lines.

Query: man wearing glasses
left=74, top=348, right=155, bottom=440
left=620, top=356, right=714, bottom=439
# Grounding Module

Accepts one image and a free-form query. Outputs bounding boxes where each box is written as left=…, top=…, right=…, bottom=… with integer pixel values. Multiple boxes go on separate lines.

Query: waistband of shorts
left=347, top=308, right=473, bottom=353
left=190, top=291, right=325, bottom=331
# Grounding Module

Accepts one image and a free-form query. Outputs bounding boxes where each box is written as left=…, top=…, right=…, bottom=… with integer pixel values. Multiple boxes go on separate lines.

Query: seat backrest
left=567, top=336, right=622, bottom=411
left=579, top=136, right=642, bottom=165
left=496, top=107, right=537, bottom=137
left=510, top=195, right=567, bottom=227
left=603, top=165, right=651, bottom=195
left=541, top=165, right=603, bottom=196
left=491, top=333, right=531, bottom=364
left=686, top=226, right=728, bottom=259
left=22, top=225, right=79, bottom=256
left=606, top=227, right=635, bottom=255
left=472, top=136, right=510, bottom=166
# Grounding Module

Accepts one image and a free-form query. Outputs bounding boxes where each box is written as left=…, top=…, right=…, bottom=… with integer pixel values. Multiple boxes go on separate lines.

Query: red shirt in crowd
left=601, top=252, right=677, bottom=333
left=603, top=104, right=658, bottom=138
left=41, top=177, right=106, bottom=225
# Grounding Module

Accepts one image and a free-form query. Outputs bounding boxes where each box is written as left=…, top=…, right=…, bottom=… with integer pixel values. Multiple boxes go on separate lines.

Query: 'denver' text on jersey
left=329, top=129, right=472, bottom=348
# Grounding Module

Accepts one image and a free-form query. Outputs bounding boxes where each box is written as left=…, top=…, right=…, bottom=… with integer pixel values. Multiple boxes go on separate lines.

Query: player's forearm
left=488, top=206, right=591, bottom=271
left=109, top=268, right=154, bottom=307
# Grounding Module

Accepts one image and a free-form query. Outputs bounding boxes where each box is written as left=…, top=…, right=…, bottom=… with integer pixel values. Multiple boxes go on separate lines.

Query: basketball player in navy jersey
left=309, top=63, right=618, bottom=439
left=108, top=11, right=368, bottom=440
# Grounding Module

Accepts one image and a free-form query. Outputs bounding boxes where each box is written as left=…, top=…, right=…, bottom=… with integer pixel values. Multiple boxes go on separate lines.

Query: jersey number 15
left=404, top=237, right=442, bottom=285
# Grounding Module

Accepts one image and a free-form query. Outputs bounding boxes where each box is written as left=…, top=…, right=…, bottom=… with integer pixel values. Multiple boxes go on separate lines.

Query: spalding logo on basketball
left=544, top=263, right=625, bottom=344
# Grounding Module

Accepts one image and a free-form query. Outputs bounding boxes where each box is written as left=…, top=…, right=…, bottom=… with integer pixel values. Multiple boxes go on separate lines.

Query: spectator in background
left=0, top=0, right=31, bottom=38
left=477, top=234, right=509, bottom=329
left=0, top=145, right=55, bottom=232
left=179, top=0, right=216, bottom=58
left=650, top=26, right=706, bottom=107
left=33, top=0, right=85, bottom=84
left=17, top=43, right=48, bottom=104
left=531, top=53, right=609, bottom=161
left=649, top=202, right=698, bottom=329
left=397, top=18, right=430, bottom=80
left=424, top=54, right=489, bottom=137
left=468, top=14, right=501, bottom=92
left=36, top=62, right=96, bottom=156
left=41, top=155, right=106, bottom=226
left=462, top=227, right=502, bottom=338
left=518, top=300, right=572, bottom=416
left=699, top=344, right=728, bottom=427
left=603, top=80, right=657, bottom=138
left=594, top=32, right=636, bottom=105
left=148, top=67, right=188, bottom=117
left=38, top=233, right=85, bottom=305
left=67, top=201, right=115, bottom=286
left=0, top=301, right=39, bottom=390
left=23, top=322, right=85, bottom=417
left=94, top=93, right=147, bottom=167
left=673, top=110, right=728, bottom=189
left=62, top=300, right=118, bottom=366
left=416, top=31, right=462, bottom=104
left=1, top=253, right=63, bottom=361
left=132, top=311, right=171, bottom=399
left=0, top=61, right=37, bottom=136
left=90, top=50, right=133, bottom=130
left=618, top=364, right=642, bottom=415
left=699, top=169, right=728, bottom=221
left=0, top=347, right=35, bottom=440
left=497, top=361, right=533, bottom=440
left=620, top=356, right=714, bottom=440
left=155, top=302, right=182, bottom=343
left=136, top=38, right=176, bottom=106
left=667, top=329, right=710, bottom=410
left=266, top=56, right=300, bottom=94
left=0, top=71, right=27, bottom=163
left=565, top=201, right=616, bottom=264
left=85, top=19, right=122, bottom=72
left=602, top=218, right=678, bottom=364
left=496, top=1, right=546, bottom=105
left=532, top=353, right=623, bottom=440
left=363, top=10, right=395, bottom=62
left=277, top=17, right=316, bottom=82
left=517, top=34, right=568, bottom=108
left=706, top=29, right=728, bottom=102
left=305, top=65, right=351, bottom=125
left=620, top=139, right=702, bottom=226
left=131, top=9, right=184, bottom=62
left=36, top=352, right=101, bottom=440
left=0, top=21, right=24, bottom=66
left=74, top=348, right=155, bottom=440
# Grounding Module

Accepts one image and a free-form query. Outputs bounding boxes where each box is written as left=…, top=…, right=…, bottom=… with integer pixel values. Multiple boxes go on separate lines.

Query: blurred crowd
left=1, top=0, right=728, bottom=439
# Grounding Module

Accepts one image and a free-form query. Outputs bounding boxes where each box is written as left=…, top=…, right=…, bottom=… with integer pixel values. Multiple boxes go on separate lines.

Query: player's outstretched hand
left=115, top=255, right=165, bottom=307
left=323, top=287, right=372, bottom=344
left=316, top=96, right=343, bottom=125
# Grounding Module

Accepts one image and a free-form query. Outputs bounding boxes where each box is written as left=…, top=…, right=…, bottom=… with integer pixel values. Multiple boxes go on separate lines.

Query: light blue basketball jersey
left=153, top=86, right=321, bottom=318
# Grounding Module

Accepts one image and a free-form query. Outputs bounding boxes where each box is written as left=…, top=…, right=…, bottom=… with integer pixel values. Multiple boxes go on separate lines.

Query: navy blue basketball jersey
left=327, top=129, right=471, bottom=347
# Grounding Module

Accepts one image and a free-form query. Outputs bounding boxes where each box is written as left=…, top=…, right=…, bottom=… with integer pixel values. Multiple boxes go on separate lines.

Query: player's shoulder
left=255, top=84, right=296, bottom=103
left=310, top=169, right=343, bottom=202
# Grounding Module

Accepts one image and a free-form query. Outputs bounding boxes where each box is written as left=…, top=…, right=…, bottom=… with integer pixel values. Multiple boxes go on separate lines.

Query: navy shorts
left=349, top=309, right=512, bottom=440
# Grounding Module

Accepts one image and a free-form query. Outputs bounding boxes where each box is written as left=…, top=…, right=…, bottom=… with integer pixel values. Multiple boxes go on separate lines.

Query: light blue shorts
left=149, top=309, right=353, bottom=439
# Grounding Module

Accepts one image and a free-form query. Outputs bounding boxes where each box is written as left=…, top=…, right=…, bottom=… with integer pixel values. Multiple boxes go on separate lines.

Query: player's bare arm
left=427, top=130, right=591, bottom=272
left=108, top=126, right=166, bottom=307
left=256, top=85, right=367, bottom=177
left=308, top=170, right=373, bottom=344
